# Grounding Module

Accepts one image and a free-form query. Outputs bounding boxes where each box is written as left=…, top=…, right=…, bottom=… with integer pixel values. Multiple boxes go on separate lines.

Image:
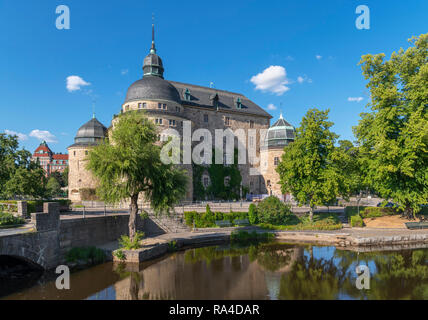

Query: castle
left=67, top=26, right=295, bottom=203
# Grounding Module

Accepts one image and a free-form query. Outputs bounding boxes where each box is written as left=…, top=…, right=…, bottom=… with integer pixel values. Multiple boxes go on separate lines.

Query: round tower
left=67, top=116, right=108, bottom=202
left=260, top=113, right=295, bottom=199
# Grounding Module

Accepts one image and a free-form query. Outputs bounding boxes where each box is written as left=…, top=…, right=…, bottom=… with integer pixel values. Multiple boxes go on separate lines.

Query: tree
left=87, top=112, right=188, bottom=242
left=277, top=108, right=342, bottom=221
left=47, top=176, right=62, bottom=198
left=0, top=133, right=47, bottom=199
left=50, top=171, right=66, bottom=188
left=62, top=166, right=69, bottom=187
left=354, top=33, right=428, bottom=219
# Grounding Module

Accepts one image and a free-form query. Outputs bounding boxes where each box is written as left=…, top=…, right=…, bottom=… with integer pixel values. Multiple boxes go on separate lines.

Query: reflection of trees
left=364, top=250, right=428, bottom=300
left=256, top=244, right=294, bottom=272
left=279, top=250, right=345, bottom=300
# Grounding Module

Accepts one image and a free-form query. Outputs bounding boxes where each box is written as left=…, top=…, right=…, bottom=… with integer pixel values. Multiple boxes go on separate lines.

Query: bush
left=351, top=215, right=364, bottom=227
left=248, top=203, right=258, bottom=224
left=118, top=231, right=145, bottom=250
left=184, top=210, right=249, bottom=228
left=230, top=230, right=274, bottom=242
left=361, top=207, right=398, bottom=218
left=257, top=196, right=292, bottom=225
left=0, top=212, right=25, bottom=227
left=65, top=247, right=106, bottom=265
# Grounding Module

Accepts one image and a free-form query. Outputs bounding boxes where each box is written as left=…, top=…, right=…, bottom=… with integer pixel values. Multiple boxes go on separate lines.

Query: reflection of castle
left=67, top=25, right=294, bottom=202
left=114, top=246, right=303, bottom=300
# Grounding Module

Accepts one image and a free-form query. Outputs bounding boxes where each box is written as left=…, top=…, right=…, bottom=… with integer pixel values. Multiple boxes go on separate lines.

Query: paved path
left=0, top=224, right=34, bottom=237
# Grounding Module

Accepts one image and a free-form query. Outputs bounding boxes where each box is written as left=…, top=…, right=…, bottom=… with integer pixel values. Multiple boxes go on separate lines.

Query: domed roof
left=124, top=75, right=182, bottom=104
left=265, top=113, right=295, bottom=148
left=69, top=117, right=107, bottom=148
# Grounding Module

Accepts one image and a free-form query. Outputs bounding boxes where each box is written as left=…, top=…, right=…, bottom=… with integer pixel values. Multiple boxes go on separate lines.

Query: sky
left=0, top=0, right=427, bottom=154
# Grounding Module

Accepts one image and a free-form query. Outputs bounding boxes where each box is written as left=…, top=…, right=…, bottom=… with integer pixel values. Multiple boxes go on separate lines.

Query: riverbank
left=106, top=226, right=428, bottom=264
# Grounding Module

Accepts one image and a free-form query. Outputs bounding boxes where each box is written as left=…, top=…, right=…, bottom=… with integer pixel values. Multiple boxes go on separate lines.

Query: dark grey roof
left=124, top=75, right=182, bottom=104
left=168, top=81, right=272, bottom=118
left=264, top=115, right=295, bottom=148
left=68, top=117, right=107, bottom=148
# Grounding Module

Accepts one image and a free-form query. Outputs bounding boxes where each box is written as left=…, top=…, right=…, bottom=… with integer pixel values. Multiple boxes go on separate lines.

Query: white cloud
left=267, top=103, right=277, bottom=110
left=4, top=130, right=28, bottom=141
left=121, top=69, right=129, bottom=75
left=29, top=130, right=57, bottom=143
left=66, top=75, right=91, bottom=92
left=297, top=75, right=312, bottom=84
left=316, top=55, right=322, bottom=60
left=348, top=97, right=364, bottom=102
left=250, top=66, right=290, bottom=96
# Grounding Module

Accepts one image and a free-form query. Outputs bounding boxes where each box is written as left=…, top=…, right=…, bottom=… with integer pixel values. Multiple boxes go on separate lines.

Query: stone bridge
left=0, top=202, right=161, bottom=270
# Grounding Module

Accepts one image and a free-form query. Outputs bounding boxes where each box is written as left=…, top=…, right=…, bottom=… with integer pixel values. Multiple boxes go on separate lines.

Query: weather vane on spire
left=92, top=98, right=96, bottom=119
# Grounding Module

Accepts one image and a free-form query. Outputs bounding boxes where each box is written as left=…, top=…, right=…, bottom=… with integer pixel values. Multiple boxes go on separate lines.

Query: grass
left=65, top=246, right=106, bottom=265
left=258, top=212, right=342, bottom=231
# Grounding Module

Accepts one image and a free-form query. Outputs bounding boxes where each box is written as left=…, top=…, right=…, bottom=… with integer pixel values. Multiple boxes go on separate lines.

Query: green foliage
left=118, top=231, right=145, bottom=250
left=350, top=215, right=364, bottom=227
left=248, top=203, right=258, bottom=225
left=49, top=171, right=66, bottom=188
left=65, top=247, right=106, bottom=265
left=114, top=250, right=126, bottom=261
left=192, top=148, right=247, bottom=201
left=277, top=109, right=345, bottom=220
left=86, top=112, right=188, bottom=241
left=46, top=176, right=62, bottom=198
left=361, top=207, right=398, bottom=218
left=79, top=188, right=98, bottom=201
left=0, top=133, right=47, bottom=199
left=230, top=230, right=274, bottom=243
left=258, top=212, right=342, bottom=231
left=354, top=33, right=428, bottom=218
left=256, top=196, right=292, bottom=225
left=184, top=210, right=249, bottom=228
left=0, top=212, right=25, bottom=227
left=167, top=240, right=178, bottom=252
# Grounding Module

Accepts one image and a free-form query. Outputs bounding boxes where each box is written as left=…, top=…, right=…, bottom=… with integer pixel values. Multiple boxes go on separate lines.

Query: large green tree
left=277, top=108, right=344, bottom=221
left=354, top=33, right=428, bottom=218
left=0, top=133, right=47, bottom=199
left=87, top=112, right=188, bottom=241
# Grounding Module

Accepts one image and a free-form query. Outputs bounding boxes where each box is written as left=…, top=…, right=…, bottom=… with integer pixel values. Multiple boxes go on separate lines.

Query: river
left=2, top=242, right=428, bottom=300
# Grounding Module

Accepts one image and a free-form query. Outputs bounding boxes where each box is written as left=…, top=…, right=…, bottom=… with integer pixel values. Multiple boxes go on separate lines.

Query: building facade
left=68, top=26, right=294, bottom=202
left=32, top=141, right=69, bottom=176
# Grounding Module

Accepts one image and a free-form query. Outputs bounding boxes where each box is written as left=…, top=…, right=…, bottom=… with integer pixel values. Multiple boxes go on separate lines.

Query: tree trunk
left=129, top=193, right=139, bottom=242
left=309, top=206, right=314, bottom=222
left=404, top=205, right=414, bottom=220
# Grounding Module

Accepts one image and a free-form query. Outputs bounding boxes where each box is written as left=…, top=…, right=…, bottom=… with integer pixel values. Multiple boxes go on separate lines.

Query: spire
left=279, top=111, right=283, bottom=119
left=150, top=14, right=156, bottom=54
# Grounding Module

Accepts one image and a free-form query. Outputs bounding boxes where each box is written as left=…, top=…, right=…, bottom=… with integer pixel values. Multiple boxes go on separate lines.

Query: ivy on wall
left=193, top=148, right=248, bottom=201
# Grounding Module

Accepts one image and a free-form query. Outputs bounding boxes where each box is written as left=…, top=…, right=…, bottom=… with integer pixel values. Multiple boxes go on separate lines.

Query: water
left=2, top=243, right=428, bottom=300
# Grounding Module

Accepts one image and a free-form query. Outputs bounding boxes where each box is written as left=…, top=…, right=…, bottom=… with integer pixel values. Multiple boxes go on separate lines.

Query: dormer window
left=158, top=103, right=162, bottom=109
left=184, top=88, right=191, bottom=101
left=236, top=97, right=242, bottom=109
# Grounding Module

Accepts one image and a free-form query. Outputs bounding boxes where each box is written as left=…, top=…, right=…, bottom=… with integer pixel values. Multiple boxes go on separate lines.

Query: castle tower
left=260, top=113, right=295, bottom=199
left=67, top=116, right=107, bottom=202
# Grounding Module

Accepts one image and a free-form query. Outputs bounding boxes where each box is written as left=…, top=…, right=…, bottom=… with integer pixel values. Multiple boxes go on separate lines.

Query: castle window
left=176, top=106, right=180, bottom=112
left=158, top=103, right=162, bottom=109
left=155, top=118, right=163, bottom=125
left=143, top=103, right=147, bottom=108
left=169, top=119, right=176, bottom=127
left=224, top=117, right=230, bottom=126
left=184, top=88, right=191, bottom=101
left=250, top=120, right=254, bottom=129
left=163, top=104, right=167, bottom=110
left=73, top=151, right=76, bottom=156
left=138, top=103, right=142, bottom=109
left=204, top=114, right=209, bottom=123
left=236, top=97, right=242, bottom=109
left=274, top=157, right=279, bottom=166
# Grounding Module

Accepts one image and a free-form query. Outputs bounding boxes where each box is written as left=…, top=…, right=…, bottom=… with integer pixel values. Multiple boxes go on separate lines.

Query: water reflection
left=2, top=243, right=428, bottom=300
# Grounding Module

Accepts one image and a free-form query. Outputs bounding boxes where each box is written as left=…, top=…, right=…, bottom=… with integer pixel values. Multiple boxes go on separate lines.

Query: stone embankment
left=112, top=227, right=428, bottom=264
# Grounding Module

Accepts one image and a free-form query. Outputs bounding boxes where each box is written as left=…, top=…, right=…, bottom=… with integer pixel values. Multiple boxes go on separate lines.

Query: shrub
left=114, top=249, right=126, bottom=261
left=0, top=212, right=25, bottom=227
left=257, top=196, right=292, bottom=225
left=118, top=231, right=145, bottom=250
left=184, top=210, right=249, bottom=228
left=248, top=203, right=258, bottom=225
left=361, top=207, right=398, bottom=218
left=65, top=247, right=106, bottom=265
left=351, top=215, right=364, bottom=227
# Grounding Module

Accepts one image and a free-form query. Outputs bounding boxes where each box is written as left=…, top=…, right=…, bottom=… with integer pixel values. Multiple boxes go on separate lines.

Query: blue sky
left=1, top=0, right=427, bottom=154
